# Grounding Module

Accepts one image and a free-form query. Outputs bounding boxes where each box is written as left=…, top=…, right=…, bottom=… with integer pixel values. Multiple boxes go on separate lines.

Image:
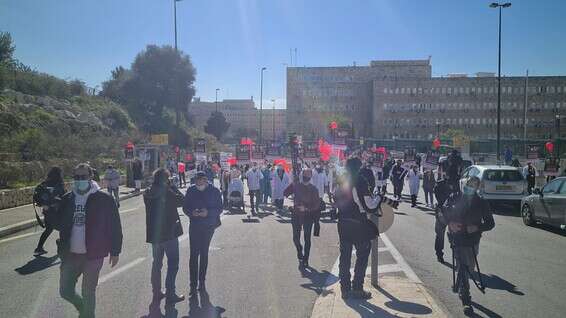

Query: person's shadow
left=299, top=266, right=336, bottom=296
left=14, top=255, right=60, bottom=275
left=441, top=262, right=525, bottom=295
left=375, top=285, right=433, bottom=315
left=140, top=299, right=180, bottom=318
left=182, top=290, right=226, bottom=318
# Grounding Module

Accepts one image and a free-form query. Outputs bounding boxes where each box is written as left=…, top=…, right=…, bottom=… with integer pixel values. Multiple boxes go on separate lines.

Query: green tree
left=204, top=111, right=230, bottom=140
left=0, top=32, right=15, bottom=65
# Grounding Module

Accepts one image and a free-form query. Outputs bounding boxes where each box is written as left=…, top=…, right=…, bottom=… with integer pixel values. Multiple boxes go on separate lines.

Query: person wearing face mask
left=271, top=165, right=290, bottom=213
left=442, top=176, right=494, bottom=316
left=52, top=163, right=123, bottom=318
left=287, top=168, right=320, bottom=268
left=246, top=163, right=264, bottom=215
left=391, top=160, right=407, bottom=200
left=183, top=172, right=223, bottom=295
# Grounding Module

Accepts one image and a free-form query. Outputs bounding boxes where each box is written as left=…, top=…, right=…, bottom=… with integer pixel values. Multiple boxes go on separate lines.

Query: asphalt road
left=1, top=184, right=565, bottom=318
left=386, top=191, right=566, bottom=318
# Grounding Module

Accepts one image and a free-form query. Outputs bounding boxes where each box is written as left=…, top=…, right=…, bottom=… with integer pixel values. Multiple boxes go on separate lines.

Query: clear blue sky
left=2, top=0, right=565, bottom=109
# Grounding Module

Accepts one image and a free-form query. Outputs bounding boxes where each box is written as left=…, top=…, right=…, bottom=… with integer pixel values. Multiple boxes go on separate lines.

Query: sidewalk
left=311, top=276, right=447, bottom=318
left=0, top=187, right=141, bottom=239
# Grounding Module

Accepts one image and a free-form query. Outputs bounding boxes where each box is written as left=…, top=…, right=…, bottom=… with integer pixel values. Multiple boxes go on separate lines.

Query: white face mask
left=196, top=184, right=207, bottom=191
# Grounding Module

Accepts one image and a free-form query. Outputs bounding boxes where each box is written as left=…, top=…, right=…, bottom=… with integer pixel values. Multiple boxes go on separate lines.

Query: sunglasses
left=74, top=175, right=90, bottom=180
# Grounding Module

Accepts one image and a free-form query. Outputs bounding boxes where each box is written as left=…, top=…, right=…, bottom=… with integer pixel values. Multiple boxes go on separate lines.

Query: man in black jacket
left=390, top=160, right=407, bottom=200
left=144, top=168, right=185, bottom=305
left=443, top=176, right=495, bottom=316
left=53, top=163, right=123, bottom=318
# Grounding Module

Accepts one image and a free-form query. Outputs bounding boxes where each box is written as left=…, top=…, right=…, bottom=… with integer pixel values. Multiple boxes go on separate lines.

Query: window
left=484, top=170, right=524, bottom=182
left=442, top=87, right=446, bottom=94
left=543, top=179, right=563, bottom=194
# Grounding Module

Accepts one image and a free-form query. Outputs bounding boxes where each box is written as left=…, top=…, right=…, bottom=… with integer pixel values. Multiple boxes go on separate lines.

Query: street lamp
left=490, top=2, right=512, bottom=162
left=173, top=0, right=184, bottom=162
left=215, top=88, right=220, bottom=112
left=259, top=67, right=267, bottom=144
left=271, top=99, right=276, bottom=141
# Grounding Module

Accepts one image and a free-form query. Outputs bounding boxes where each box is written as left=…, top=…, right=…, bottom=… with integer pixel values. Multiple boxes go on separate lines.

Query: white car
left=460, top=165, right=527, bottom=209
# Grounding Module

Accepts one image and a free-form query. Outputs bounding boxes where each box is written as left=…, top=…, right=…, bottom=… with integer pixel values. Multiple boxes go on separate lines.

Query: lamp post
left=259, top=67, right=267, bottom=144
left=215, top=88, right=220, bottom=112
left=490, top=2, right=512, bottom=162
left=271, top=99, right=276, bottom=141
left=173, top=0, right=184, bottom=162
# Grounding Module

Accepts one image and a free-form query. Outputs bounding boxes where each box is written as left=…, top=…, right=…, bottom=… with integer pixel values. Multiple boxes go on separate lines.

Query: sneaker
left=350, top=290, right=372, bottom=299
left=34, top=247, right=47, bottom=256
left=303, top=260, right=309, bottom=268
left=463, top=305, right=474, bottom=316
left=165, top=294, right=185, bottom=305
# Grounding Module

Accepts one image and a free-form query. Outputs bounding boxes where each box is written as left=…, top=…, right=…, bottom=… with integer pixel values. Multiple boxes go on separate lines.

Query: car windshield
left=484, top=170, right=524, bottom=182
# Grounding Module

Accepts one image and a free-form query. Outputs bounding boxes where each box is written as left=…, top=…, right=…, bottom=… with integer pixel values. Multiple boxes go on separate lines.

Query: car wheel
left=522, top=204, right=535, bottom=226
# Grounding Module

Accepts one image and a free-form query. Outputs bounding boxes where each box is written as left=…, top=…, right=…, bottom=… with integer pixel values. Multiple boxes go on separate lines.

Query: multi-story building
left=189, top=98, right=286, bottom=141
left=286, top=59, right=566, bottom=141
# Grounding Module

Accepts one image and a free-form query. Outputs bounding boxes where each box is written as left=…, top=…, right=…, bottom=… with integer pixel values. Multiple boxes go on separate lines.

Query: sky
left=1, top=0, right=566, bottom=109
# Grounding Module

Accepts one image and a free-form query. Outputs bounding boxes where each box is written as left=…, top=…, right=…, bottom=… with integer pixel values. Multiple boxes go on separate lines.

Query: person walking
left=271, top=165, right=290, bottom=213
left=178, top=161, right=186, bottom=188
left=260, top=164, right=272, bottom=205
left=144, top=168, right=185, bottom=305
left=391, top=160, right=407, bottom=200
left=523, top=162, right=537, bottom=194
left=287, top=168, right=320, bottom=268
left=246, top=162, right=263, bottom=215
left=133, top=158, right=144, bottom=193
left=423, top=169, right=436, bottom=208
left=406, top=165, right=420, bottom=207
left=53, top=163, right=122, bottom=318
left=183, top=172, right=223, bottom=295
left=104, top=165, right=121, bottom=208
left=34, top=166, right=66, bottom=256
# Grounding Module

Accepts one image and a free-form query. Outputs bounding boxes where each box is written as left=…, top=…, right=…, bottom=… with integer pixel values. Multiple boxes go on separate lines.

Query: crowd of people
left=31, top=146, right=503, bottom=317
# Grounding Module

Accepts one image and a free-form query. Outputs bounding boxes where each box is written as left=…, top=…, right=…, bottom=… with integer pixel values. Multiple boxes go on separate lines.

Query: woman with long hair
left=34, top=166, right=65, bottom=256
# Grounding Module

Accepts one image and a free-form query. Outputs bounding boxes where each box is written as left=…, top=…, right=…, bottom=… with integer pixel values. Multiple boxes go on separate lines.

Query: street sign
left=236, top=144, right=251, bottom=162
left=334, top=129, right=348, bottom=145
left=303, top=142, right=319, bottom=159
left=527, top=144, right=540, bottom=160
left=251, top=144, right=265, bottom=161
left=194, top=138, right=206, bottom=153
left=150, top=134, right=169, bottom=145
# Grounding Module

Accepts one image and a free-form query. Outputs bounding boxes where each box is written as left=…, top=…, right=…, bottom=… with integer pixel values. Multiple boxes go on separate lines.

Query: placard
left=150, top=134, right=169, bottom=145
left=210, top=152, right=220, bottom=164
left=266, top=143, right=282, bottom=159
left=527, top=145, right=540, bottom=160
left=219, top=152, right=232, bottom=170
left=390, top=150, right=404, bottom=160
left=304, top=142, right=319, bottom=159
left=236, top=144, right=251, bottom=162
left=334, top=129, right=349, bottom=145
left=251, top=144, right=265, bottom=160
left=404, top=147, right=416, bottom=163
left=373, top=152, right=385, bottom=168
left=194, top=138, right=206, bottom=153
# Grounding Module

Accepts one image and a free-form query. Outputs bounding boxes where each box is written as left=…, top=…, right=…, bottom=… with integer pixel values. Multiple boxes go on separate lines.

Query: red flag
left=433, top=138, right=441, bottom=150
left=546, top=141, right=554, bottom=153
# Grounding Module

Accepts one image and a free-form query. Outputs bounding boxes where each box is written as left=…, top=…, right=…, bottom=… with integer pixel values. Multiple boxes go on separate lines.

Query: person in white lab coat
left=246, top=162, right=264, bottom=215
left=271, top=165, right=291, bottom=213
left=311, top=165, right=327, bottom=201
left=407, top=165, right=421, bottom=207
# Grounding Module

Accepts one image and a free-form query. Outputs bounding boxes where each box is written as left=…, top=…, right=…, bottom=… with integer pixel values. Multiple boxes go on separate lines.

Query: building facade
left=189, top=98, right=286, bottom=141
left=287, top=59, right=566, bottom=142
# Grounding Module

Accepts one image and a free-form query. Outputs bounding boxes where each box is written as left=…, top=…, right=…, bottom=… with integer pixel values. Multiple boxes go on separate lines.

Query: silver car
left=521, top=177, right=566, bottom=230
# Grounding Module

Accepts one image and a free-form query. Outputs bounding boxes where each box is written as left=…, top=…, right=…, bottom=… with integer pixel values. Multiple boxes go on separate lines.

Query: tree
left=101, top=45, right=196, bottom=133
left=0, top=32, right=15, bottom=65
left=204, top=111, right=230, bottom=140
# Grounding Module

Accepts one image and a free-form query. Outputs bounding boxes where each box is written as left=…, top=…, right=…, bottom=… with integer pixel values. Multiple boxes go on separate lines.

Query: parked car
left=521, top=177, right=566, bottom=230
left=460, top=165, right=527, bottom=209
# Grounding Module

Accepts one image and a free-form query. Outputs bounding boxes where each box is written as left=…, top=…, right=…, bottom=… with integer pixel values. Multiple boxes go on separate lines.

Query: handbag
left=339, top=217, right=378, bottom=243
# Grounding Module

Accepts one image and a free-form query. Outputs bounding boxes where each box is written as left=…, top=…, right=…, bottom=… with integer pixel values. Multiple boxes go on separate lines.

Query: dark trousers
left=37, top=223, right=53, bottom=250
left=179, top=173, right=186, bottom=188
left=189, top=224, right=215, bottom=288
left=527, top=178, right=535, bottom=194
left=249, top=189, right=261, bottom=212
left=107, top=187, right=119, bottom=207
left=338, top=232, right=371, bottom=291
left=151, top=238, right=179, bottom=297
left=454, top=244, right=479, bottom=306
left=434, top=217, right=447, bottom=257
left=424, top=190, right=434, bottom=206
left=59, top=254, right=104, bottom=318
left=292, top=218, right=314, bottom=262
left=393, top=180, right=403, bottom=199
left=262, top=191, right=270, bottom=204
left=410, top=194, right=417, bottom=206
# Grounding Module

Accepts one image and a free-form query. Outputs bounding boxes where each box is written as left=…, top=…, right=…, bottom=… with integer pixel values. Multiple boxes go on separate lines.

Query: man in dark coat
left=390, top=160, right=407, bottom=200
left=144, top=168, right=185, bottom=304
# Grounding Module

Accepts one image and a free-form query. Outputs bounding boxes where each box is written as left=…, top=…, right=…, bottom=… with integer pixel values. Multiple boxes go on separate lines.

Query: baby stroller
left=228, top=190, right=245, bottom=213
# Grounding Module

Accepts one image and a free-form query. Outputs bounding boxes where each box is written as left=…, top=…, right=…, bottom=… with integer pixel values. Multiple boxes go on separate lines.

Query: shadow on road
left=470, top=301, right=504, bottom=318
left=440, top=262, right=525, bottom=295
left=530, top=223, right=566, bottom=237
left=184, top=290, right=226, bottom=318
left=376, top=285, right=433, bottom=315
left=343, top=298, right=400, bottom=318
left=299, top=266, right=336, bottom=296
left=14, top=255, right=60, bottom=275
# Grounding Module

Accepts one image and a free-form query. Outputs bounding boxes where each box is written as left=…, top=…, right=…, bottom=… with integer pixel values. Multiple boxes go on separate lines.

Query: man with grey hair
left=53, top=163, right=123, bottom=318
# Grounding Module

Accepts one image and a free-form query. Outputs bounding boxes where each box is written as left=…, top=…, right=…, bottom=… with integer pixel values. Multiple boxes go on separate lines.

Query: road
left=0, top=184, right=565, bottom=317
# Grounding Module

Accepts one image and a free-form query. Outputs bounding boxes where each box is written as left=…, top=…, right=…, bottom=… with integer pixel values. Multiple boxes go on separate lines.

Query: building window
left=412, top=87, right=417, bottom=94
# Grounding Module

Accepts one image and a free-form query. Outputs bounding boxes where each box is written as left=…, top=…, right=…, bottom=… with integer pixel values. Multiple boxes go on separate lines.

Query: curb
left=0, top=191, right=142, bottom=239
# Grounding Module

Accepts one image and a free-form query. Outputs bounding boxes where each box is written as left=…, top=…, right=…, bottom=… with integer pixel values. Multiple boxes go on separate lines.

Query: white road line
left=0, top=231, right=41, bottom=244
left=99, top=257, right=146, bottom=284
left=381, top=233, right=422, bottom=283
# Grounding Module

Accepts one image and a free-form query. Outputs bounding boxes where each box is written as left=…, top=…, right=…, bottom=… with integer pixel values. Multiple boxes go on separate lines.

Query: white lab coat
left=407, top=169, right=421, bottom=196
left=310, top=170, right=327, bottom=198
left=325, top=169, right=334, bottom=194
left=271, top=171, right=290, bottom=200
left=246, top=169, right=263, bottom=191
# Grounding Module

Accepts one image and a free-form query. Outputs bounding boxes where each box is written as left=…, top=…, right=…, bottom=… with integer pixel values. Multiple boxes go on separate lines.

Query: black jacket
left=54, top=190, right=123, bottom=259
left=442, top=192, right=495, bottom=246
left=144, top=184, right=184, bottom=243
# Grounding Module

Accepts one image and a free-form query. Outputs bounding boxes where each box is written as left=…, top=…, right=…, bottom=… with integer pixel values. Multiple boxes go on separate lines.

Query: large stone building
left=286, top=59, right=566, bottom=141
left=189, top=98, right=286, bottom=141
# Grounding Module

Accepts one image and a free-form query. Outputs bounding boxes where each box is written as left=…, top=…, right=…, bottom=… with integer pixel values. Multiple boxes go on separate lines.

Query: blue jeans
left=151, top=238, right=180, bottom=297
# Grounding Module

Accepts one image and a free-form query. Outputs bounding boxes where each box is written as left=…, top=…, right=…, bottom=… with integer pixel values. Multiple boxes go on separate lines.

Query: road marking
left=381, top=233, right=422, bottom=283
left=0, top=231, right=41, bottom=244
left=99, top=257, right=146, bottom=284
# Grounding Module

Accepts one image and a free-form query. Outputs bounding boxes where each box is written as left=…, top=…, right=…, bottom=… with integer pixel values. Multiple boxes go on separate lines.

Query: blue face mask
left=74, top=180, right=90, bottom=193
left=462, top=185, right=476, bottom=196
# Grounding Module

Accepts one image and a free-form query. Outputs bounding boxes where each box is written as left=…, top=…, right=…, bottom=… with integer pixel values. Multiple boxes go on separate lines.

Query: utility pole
left=259, top=67, right=266, bottom=144
left=523, top=70, right=529, bottom=156
left=173, top=0, right=183, bottom=162
left=271, top=99, right=276, bottom=141
left=215, top=88, right=220, bottom=112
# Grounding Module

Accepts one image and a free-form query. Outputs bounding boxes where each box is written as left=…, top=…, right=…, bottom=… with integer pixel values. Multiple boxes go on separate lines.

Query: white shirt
left=70, top=181, right=100, bottom=254
left=246, top=169, right=263, bottom=191
left=310, top=170, right=327, bottom=198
